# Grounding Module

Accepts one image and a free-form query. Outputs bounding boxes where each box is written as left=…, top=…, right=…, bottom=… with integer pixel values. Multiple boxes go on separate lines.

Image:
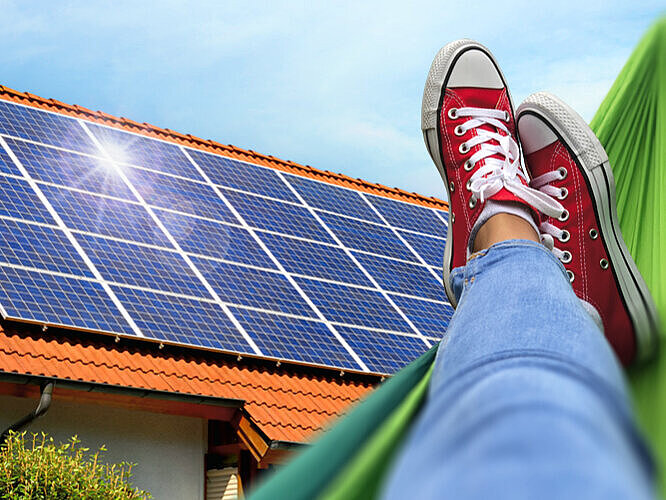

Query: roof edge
left=0, top=85, right=448, bottom=211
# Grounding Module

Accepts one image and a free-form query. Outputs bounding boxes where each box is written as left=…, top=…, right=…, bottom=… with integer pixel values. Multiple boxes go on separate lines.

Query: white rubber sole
left=517, top=92, right=659, bottom=363
left=421, top=40, right=515, bottom=308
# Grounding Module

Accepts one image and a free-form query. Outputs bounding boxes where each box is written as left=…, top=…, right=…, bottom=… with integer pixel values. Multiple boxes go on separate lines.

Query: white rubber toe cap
left=447, top=49, right=504, bottom=89
left=517, top=114, right=557, bottom=154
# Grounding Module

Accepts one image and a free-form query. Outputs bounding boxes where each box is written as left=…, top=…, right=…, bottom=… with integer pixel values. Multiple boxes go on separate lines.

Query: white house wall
left=0, top=393, right=206, bottom=500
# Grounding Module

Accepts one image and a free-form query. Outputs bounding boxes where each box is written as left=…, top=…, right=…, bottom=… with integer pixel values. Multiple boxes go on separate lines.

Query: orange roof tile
left=0, top=324, right=377, bottom=443
left=0, top=85, right=448, bottom=211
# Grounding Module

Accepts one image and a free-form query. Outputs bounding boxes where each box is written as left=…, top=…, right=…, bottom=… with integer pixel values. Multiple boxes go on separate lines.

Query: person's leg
left=383, top=40, right=658, bottom=500
left=381, top=239, right=655, bottom=500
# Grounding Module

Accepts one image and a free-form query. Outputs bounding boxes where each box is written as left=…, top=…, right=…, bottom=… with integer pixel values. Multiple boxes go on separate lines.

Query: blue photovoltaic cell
left=0, top=219, right=92, bottom=278
left=188, top=149, right=298, bottom=202
left=111, top=285, right=253, bottom=352
left=0, top=100, right=99, bottom=155
left=223, top=188, right=334, bottom=244
left=193, top=256, right=316, bottom=318
left=353, top=252, right=446, bottom=302
left=124, top=167, right=237, bottom=223
left=156, top=209, right=276, bottom=269
left=318, top=212, right=416, bottom=262
left=366, top=194, right=447, bottom=237
left=398, top=230, right=445, bottom=268
left=0, top=266, right=134, bottom=334
left=336, top=325, right=430, bottom=374
left=40, top=185, right=171, bottom=247
left=284, top=174, right=381, bottom=223
left=294, top=276, right=412, bottom=331
left=86, top=123, right=202, bottom=179
left=229, top=307, right=361, bottom=370
left=0, top=176, right=54, bottom=224
left=76, top=233, right=209, bottom=298
left=5, top=138, right=134, bottom=200
left=389, top=293, right=453, bottom=338
left=0, top=144, right=21, bottom=176
left=261, top=232, right=371, bottom=287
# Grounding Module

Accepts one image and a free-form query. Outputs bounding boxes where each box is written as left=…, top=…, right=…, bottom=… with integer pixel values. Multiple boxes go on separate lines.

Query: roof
left=0, top=84, right=437, bottom=447
left=0, top=323, right=376, bottom=444
left=0, top=85, right=448, bottom=211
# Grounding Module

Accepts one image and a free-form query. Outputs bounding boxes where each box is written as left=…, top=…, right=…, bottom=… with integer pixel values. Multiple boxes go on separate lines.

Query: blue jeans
left=382, top=240, right=655, bottom=500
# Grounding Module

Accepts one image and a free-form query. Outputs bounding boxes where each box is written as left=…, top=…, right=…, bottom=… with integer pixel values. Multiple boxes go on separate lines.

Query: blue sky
left=2, top=1, right=663, bottom=200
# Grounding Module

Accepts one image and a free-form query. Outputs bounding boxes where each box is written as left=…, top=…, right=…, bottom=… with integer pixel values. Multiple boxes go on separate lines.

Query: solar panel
left=294, top=276, right=412, bottom=332
left=188, top=149, right=299, bottom=203
left=0, top=100, right=99, bottom=155
left=366, top=193, right=447, bottom=237
left=124, top=166, right=239, bottom=223
left=388, top=293, right=453, bottom=339
left=397, top=230, right=445, bottom=268
left=0, top=175, right=55, bottom=224
left=230, top=307, right=362, bottom=370
left=87, top=123, right=202, bottom=179
left=261, top=232, right=373, bottom=287
left=193, top=256, right=317, bottom=317
left=111, top=285, right=253, bottom=352
left=0, top=218, right=92, bottom=277
left=353, top=252, right=446, bottom=302
left=76, top=233, right=209, bottom=297
left=0, top=144, right=21, bottom=176
left=222, top=188, right=334, bottom=244
left=0, top=99, right=453, bottom=375
left=284, top=173, right=382, bottom=223
left=40, top=185, right=172, bottom=247
left=0, top=266, right=134, bottom=334
left=335, top=326, right=430, bottom=373
left=156, top=209, right=276, bottom=269
left=5, top=138, right=133, bottom=200
left=318, top=212, right=417, bottom=262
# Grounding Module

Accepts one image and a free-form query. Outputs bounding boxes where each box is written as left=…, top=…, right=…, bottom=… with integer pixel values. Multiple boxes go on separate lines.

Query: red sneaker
left=422, top=40, right=560, bottom=306
left=517, top=92, right=659, bottom=365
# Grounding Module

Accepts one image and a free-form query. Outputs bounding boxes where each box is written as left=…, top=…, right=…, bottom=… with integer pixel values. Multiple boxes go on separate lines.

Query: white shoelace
left=530, top=168, right=570, bottom=263
left=455, top=107, right=563, bottom=218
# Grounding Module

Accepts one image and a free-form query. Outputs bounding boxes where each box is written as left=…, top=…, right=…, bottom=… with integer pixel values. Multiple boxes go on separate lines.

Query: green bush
left=0, top=431, right=151, bottom=499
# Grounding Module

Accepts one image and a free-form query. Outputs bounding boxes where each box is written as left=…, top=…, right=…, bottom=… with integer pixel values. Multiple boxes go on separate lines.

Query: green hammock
left=249, top=17, right=666, bottom=500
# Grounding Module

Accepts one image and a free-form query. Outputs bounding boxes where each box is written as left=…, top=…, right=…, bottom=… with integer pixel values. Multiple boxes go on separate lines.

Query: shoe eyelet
left=449, top=181, right=455, bottom=193
left=454, top=125, right=465, bottom=136
left=566, top=270, right=575, bottom=283
left=558, top=209, right=569, bottom=222
left=466, top=179, right=472, bottom=191
left=451, top=212, right=455, bottom=223
left=600, top=258, right=609, bottom=269
left=557, top=166, right=568, bottom=179
left=558, top=187, right=568, bottom=200
left=463, top=159, right=474, bottom=171
left=448, top=108, right=458, bottom=119
left=468, top=196, right=477, bottom=209
left=589, top=228, right=598, bottom=239
left=504, top=110, right=510, bottom=122
left=459, top=143, right=470, bottom=154
left=558, top=230, right=570, bottom=243
left=560, top=251, right=572, bottom=264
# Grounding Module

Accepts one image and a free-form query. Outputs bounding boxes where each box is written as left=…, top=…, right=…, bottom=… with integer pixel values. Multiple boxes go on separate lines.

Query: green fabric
left=248, top=17, right=666, bottom=500
left=590, top=16, right=666, bottom=496
left=319, top=362, right=434, bottom=500
left=247, top=346, right=437, bottom=500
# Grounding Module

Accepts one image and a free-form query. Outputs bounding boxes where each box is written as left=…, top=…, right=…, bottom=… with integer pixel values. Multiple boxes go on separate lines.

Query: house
left=0, top=85, right=451, bottom=499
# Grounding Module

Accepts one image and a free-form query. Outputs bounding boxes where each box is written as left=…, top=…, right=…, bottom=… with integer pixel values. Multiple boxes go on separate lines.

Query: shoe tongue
left=450, top=87, right=512, bottom=167
left=451, top=87, right=506, bottom=110
left=525, top=141, right=560, bottom=177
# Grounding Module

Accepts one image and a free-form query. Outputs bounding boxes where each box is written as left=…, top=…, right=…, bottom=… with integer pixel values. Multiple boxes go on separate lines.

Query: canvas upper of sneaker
left=524, top=140, right=636, bottom=364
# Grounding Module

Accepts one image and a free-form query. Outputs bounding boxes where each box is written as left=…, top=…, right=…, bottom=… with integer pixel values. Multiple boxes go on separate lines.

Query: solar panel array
left=0, top=99, right=453, bottom=375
